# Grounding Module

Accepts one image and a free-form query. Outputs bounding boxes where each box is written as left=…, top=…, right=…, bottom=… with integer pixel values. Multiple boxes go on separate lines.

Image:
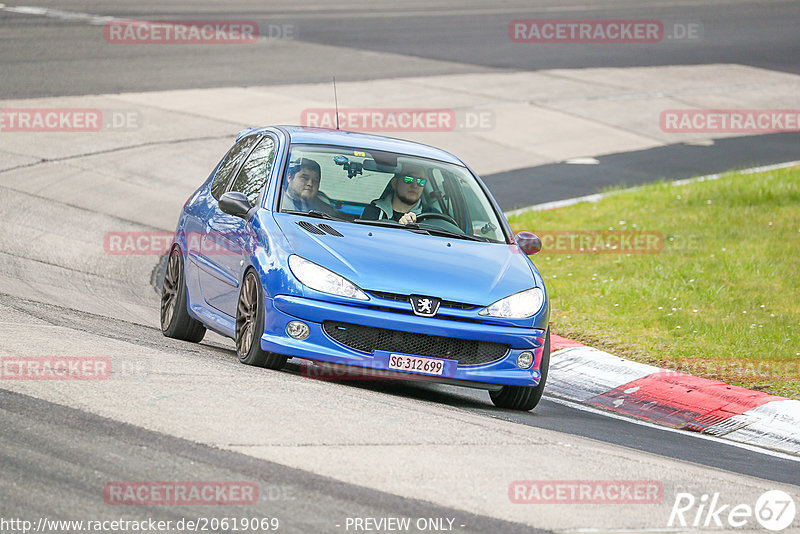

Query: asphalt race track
left=1, top=1, right=799, bottom=533
left=4, top=0, right=800, bottom=98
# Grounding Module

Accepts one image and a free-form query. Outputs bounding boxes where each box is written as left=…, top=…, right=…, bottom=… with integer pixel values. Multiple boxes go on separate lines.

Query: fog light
left=517, top=351, right=534, bottom=370
left=286, top=321, right=310, bottom=340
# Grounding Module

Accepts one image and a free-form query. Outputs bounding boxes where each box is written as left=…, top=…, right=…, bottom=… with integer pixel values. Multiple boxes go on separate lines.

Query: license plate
left=387, top=354, right=445, bottom=376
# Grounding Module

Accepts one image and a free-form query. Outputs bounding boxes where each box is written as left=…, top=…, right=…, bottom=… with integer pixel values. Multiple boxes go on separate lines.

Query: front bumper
left=261, top=294, right=546, bottom=388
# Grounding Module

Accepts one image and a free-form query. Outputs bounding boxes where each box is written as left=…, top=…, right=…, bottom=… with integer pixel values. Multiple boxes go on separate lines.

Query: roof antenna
left=332, top=76, right=340, bottom=130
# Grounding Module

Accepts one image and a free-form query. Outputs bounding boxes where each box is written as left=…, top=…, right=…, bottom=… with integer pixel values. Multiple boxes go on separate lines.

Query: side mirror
left=219, top=192, right=253, bottom=219
left=516, top=231, right=542, bottom=255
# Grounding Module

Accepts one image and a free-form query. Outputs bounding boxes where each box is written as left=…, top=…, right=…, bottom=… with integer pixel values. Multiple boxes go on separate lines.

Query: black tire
left=236, top=270, right=288, bottom=370
left=490, top=329, right=550, bottom=411
left=161, top=248, right=206, bottom=342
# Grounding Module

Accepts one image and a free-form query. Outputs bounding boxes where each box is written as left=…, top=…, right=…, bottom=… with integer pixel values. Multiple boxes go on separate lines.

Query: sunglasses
left=403, top=176, right=427, bottom=187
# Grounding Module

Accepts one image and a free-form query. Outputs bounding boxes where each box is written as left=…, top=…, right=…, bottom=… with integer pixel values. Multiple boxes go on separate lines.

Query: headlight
left=479, top=287, right=544, bottom=318
left=288, top=255, right=369, bottom=300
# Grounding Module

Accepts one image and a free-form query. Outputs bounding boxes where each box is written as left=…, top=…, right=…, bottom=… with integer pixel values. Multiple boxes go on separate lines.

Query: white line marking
left=682, top=138, right=715, bottom=146
left=0, top=5, right=286, bottom=43
left=670, top=159, right=800, bottom=185
left=545, top=395, right=800, bottom=462
left=507, top=193, right=606, bottom=215
left=506, top=160, right=800, bottom=217
left=3, top=5, right=116, bottom=25
left=4, top=6, right=46, bottom=15
left=565, top=157, right=600, bottom=165
left=568, top=529, right=686, bottom=533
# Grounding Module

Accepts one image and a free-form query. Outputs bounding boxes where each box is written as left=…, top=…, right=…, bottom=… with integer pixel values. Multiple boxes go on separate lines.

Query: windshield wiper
left=352, top=218, right=431, bottom=234
left=353, top=219, right=489, bottom=241
left=284, top=209, right=343, bottom=221
left=416, top=225, right=490, bottom=242
left=353, top=218, right=402, bottom=227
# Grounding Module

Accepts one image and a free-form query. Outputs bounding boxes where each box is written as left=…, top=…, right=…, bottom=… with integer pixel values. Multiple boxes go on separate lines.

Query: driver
left=281, top=158, right=336, bottom=215
left=360, top=163, right=429, bottom=225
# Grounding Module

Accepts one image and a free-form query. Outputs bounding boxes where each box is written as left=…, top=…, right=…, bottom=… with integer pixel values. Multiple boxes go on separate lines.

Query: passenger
left=360, top=164, right=430, bottom=225
left=281, top=158, right=336, bottom=215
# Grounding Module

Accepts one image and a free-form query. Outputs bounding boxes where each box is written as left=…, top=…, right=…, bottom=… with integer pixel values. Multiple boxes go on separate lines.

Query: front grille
left=368, top=291, right=478, bottom=311
left=440, top=300, right=477, bottom=310
left=369, top=290, right=406, bottom=302
left=322, top=321, right=509, bottom=366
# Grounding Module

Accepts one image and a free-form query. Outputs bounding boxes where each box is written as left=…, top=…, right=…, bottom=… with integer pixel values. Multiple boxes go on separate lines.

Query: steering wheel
left=416, top=212, right=460, bottom=227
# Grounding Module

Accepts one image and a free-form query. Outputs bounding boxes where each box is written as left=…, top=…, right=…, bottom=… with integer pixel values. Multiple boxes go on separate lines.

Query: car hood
left=274, top=214, right=537, bottom=306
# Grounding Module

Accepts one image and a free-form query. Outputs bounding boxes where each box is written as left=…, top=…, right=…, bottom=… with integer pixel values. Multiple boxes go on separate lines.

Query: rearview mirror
left=516, top=231, right=542, bottom=255
left=219, top=192, right=253, bottom=219
left=363, top=159, right=400, bottom=174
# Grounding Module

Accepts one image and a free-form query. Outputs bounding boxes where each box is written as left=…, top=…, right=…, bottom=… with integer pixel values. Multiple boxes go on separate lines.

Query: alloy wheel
left=160, top=251, right=180, bottom=331
left=236, top=273, right=258, bottom=356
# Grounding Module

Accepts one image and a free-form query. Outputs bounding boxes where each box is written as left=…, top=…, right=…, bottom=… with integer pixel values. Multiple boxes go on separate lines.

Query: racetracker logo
left=104, top=20, right=260, bottom=44
left=660, top=109, right=800, bottom=133
left=0, top=109, right=142, bottom=132
left=536, top=230, right=664, bottom=254
left=0, top=109, right=100, bottom=132
left=659, top=359, right=800, bottom=380
left=301, top=108, right=458, bottom=132
left=103, top=231, right=257, bottom=255
left=104, top=231, right=174, bottom=255
left=509, top=480, right=663, bottom=504
left=510, top=20, right=702, bottom=43
left=510, top=19, right=663, bottom=42
left=300, top=361, right=405, bottom=382
left=0, top=357, right=111, bottom=380
left=104, top=482, right=259, bottom=505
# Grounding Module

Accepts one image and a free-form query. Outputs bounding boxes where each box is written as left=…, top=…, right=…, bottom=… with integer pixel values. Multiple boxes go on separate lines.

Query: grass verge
left=508, top=165, right=800, bottom=399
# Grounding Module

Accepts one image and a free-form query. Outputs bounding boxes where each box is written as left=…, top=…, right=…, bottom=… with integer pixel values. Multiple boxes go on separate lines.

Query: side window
left=229, top=137, right=276, bottom=206
left=211, top=136, right=258, bottom=199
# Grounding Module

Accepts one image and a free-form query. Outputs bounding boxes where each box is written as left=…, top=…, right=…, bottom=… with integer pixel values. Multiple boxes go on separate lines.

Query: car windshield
left=278, top=144, right=507, bottom=243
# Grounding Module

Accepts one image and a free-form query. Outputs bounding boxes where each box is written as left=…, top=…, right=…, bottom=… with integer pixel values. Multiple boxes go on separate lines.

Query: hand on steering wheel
left=398, top=212, right=417, bottom=225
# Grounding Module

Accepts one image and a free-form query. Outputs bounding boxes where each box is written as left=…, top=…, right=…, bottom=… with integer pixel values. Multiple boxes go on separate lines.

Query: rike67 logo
left=668, top=490, right=796, bottom=531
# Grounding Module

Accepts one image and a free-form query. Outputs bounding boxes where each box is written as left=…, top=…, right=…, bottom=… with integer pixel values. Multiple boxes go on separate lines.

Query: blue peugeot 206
left=161, top=126, right=549, bottom=410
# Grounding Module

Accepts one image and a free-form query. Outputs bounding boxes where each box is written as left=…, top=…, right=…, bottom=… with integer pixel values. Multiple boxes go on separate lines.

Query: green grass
left=509, top=165, right=800, bottom=399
